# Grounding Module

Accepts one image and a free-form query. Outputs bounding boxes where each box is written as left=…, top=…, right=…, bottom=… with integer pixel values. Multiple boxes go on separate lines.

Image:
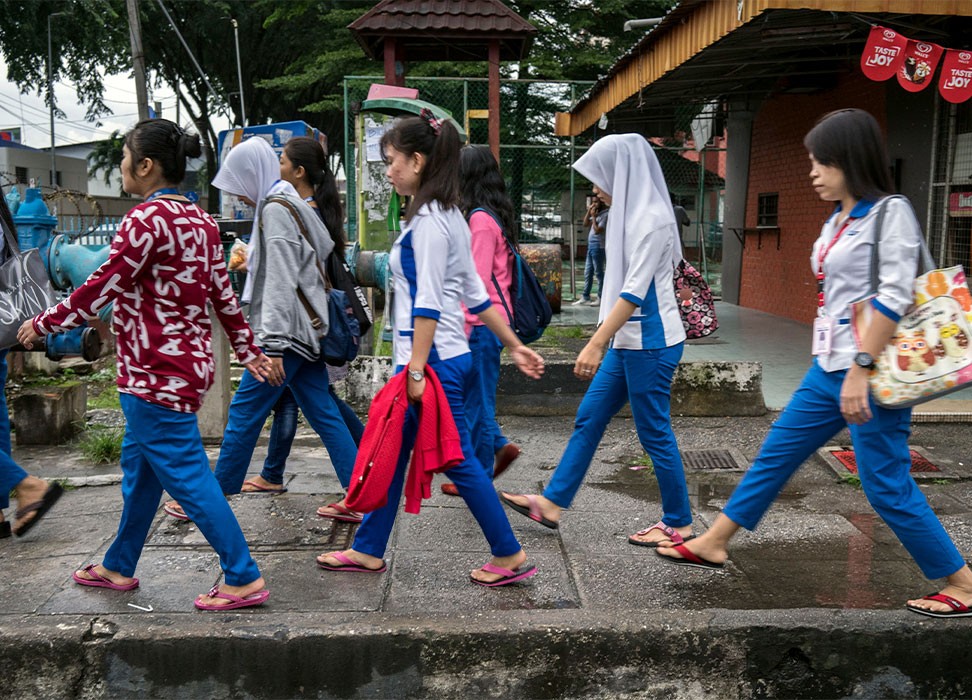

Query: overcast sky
left=0, top=56, right=227, bottom=149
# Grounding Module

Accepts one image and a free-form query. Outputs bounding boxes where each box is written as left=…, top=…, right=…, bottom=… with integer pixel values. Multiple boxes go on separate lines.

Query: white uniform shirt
left=389, top=201, right=491, bottom=368
left=812, top=196, right=923, bottom=372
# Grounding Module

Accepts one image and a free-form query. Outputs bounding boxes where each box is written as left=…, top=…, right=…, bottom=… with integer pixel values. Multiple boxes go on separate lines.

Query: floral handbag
left=850, top=197, right=972, bottom=408
left=674, top=259, right=719, bottom=339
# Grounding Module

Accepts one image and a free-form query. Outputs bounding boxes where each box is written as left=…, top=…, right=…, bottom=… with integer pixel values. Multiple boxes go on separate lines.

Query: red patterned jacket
left=33, top=198, right=261, bottom=413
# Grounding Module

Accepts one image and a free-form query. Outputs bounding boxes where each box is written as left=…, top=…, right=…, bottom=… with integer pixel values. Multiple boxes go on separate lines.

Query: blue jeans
left=352, top=353, right=522, bottom=559
left=214, top=351, right=356, bottom=494
left=582, top=239, right=605, bottom=301
left=105, top=394, right=261, bottom=585
left=544, top=345, right=691, bottom=527
left=0, top=349, right=28, bottom=511
left=723, top=360, right=966, bottom=580
left=463, top=324, right=508, bottom=475
left=261, top=385, right=364, bottom=485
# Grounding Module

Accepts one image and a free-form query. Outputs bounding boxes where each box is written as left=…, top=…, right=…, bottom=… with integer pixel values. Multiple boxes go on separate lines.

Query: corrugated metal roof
left=349, top=0, right=536, bottom=61
left=557, top=0, right=972, bottom=136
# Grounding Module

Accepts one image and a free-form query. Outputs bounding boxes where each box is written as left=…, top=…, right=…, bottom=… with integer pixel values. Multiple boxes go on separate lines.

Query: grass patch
left=87, top=389, right=120, bottom=410
left=79, top=427, right=124, bottom=464
left=837, top=473, right=862, bottom=488
left=630, top=454, right=654, bottom=473
left=541, top=325, right=590, bottom=340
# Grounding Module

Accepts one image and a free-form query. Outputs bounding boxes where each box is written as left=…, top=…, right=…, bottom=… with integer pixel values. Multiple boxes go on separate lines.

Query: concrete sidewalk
left=3, top=406, right=972, bottom=698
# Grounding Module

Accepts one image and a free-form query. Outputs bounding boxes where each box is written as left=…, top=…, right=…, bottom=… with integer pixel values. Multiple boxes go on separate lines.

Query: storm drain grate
left=831, top=449, right=940, bottom=474
left=322, top=520, right=358, bottom=549
left=681, top=449, right=744, bottom=471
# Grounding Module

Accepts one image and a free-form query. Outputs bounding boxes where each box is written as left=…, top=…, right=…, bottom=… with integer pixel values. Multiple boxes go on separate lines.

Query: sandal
left=316, top=502, right=363, bottom=523
left=499, top=492, right=558, bottom=529
left=316, top=551, right=386, bottom=573
left=194, top=585, right=270, bottom=611
left=72, top=564, right=140, bottom=591
left=627, top=521, right=695, bottom=548
left=470, top=562, right=537, bottom=587
left=12, top=482, right=64, bottom=537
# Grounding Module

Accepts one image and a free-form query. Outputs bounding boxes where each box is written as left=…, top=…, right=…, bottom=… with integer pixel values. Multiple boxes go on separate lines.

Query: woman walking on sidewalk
left=440, top=145, right=522, bottom=497
left=316, top=113, right=545, bottom=586
left=501, top=134, right=694, bottom=547
left=164, top=136, right=358, bottom=521
left=17, top=119, right=272, bottom=610
left=240, top=137, right=365, bottom=517
left=657, top=108, right=972, bottom=619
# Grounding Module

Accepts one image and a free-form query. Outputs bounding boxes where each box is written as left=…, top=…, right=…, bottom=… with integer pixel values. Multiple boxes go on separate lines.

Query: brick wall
left=740, top=72, right=887, bottom=324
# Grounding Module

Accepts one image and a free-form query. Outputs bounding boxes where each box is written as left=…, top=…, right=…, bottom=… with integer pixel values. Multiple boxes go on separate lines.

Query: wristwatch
left=853, top=352, right=876, bottom=370
left=407, top=368, right=425, bottom=381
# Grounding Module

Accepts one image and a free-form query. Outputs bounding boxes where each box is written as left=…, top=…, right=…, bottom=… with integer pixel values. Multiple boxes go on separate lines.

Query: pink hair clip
left=420, top=108, right=443, bottom=135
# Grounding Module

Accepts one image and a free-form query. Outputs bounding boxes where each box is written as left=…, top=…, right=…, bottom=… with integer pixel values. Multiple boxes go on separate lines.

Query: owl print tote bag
left=850, top=197, right=972, bottom=408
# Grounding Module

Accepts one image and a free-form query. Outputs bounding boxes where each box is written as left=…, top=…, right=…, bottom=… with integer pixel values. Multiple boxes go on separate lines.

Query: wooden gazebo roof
left=348, top=0, right=537, bottom=62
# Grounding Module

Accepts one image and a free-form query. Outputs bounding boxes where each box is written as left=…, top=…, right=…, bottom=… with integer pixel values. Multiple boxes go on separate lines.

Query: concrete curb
left=2, top=609, right=968, bottom=698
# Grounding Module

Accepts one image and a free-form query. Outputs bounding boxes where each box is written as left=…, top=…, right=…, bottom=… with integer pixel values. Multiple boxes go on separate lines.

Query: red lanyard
left=816, top=217, right=853, bottom=308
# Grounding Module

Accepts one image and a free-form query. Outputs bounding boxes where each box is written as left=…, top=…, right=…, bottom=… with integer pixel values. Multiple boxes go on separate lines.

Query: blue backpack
left=471, top=209, right=552, bottom=344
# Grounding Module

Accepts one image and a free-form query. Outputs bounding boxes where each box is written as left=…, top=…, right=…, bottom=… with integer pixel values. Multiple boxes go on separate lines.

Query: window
left=15, top=166, right=28, bottom=184
left=757, top=192, right=779, bottom=228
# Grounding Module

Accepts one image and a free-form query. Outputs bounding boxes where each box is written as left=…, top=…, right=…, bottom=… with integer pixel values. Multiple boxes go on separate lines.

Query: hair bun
left=181, top=132, right=202, bottom=159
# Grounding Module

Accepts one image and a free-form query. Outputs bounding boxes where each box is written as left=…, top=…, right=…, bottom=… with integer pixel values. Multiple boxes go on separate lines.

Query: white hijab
left=572, top=133, right=681, bottom=266
left=212, top=136, right=299, bottom=302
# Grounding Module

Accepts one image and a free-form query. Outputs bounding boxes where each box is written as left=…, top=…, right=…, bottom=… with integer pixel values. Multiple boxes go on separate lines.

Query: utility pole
left=127, top=0, right=150, bottom=121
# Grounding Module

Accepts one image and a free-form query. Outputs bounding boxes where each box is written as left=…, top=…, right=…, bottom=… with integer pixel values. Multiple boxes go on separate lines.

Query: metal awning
left=556, top=0, right=972, bottom=136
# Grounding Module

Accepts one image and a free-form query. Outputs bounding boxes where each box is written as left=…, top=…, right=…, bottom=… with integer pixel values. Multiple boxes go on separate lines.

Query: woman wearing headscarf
left=163, top=136, right=357, bottom=520
left=501, top=134, right=695, bottom=548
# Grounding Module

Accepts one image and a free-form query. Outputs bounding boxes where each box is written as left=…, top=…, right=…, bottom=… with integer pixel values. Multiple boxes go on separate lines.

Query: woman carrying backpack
left=316, top=112, right=545, bottom=586
left=162, top=136, right=358, bottom=521
left=438, top=146, right=521, bottom=497
left=239, top=137, right=366, bottom=525
left=501, top=134, right=695, bottom=548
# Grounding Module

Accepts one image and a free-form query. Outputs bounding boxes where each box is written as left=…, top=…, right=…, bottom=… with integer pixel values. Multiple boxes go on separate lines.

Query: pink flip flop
left=655, top=543, right=725, bottom=570
left=471, top=562, right=538, bottom=587
left=163, top=502, right=190, bottom=521
left=72, top=564, right=140, bottom=591
left=194, top=584, right=270, bottom=611
left=499, top=492, right=558, bottom=529
left=316, top=502, right=363, bottom=523
left=316, top=551, right=387, bottom=573
left=628, top=521, right=696, bottom=548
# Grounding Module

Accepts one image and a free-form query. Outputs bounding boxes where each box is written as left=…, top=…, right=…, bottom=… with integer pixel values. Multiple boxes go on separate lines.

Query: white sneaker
left=571, top=297, right=590, bottom=306
left=587, top=298, right=600, bottom=306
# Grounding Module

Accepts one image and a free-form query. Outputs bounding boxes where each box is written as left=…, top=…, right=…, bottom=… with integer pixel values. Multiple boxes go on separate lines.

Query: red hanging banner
left=939, top=49, right=972, bottom=104
left=896, top=39, right=944, bottom=92
left=860, top=25, right=907, bottom=81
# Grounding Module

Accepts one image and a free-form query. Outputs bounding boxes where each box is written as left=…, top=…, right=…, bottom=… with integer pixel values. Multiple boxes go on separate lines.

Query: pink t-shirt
left=463, top=209, right=513, bottom=335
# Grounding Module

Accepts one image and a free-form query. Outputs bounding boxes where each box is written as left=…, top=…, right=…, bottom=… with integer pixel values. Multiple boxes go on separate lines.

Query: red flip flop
left=194, top=585, right=270, bottom=611
left=906, top=592, right=972, bottom=618
left=655, top=543, right=724, bottom=570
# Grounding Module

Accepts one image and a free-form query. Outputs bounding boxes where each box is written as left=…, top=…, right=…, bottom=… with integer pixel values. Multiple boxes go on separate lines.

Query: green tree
left=86, top=129, right=124, bottom=192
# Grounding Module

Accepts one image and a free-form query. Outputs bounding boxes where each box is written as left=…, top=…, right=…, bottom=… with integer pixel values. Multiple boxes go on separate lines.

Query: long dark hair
left=283, top=136, right=345, bottom=257
left=459, top=145, right=518, bottom=245
left=803, top=109, right=893, bottom=202
left=124, top=118, right=201, bottom=184
left=380, top=115, right=461, bottom=219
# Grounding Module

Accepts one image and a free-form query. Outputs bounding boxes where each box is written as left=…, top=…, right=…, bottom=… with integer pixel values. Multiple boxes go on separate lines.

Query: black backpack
left=471, top=208, right=552, bottom=344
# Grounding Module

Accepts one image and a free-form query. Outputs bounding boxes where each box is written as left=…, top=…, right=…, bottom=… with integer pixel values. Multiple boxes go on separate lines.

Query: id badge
left=812, top=316, right=833, bottom=356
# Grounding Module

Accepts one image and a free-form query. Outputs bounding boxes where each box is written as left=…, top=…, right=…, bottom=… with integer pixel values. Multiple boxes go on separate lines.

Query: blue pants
left=0, top=349, right=28, bottom=511
left=214, top=351, right=356, bottom=494
left=352, top=353, right=522, bottom=559
left=104, top=394, right=261, bottom=585
left=544, top=345, right=691, bottom=527
left=463, top=324, right=509, bottom=475
left=582, top=240, right=606, bottom=300
left=261, top=385, right=364, bottom=486
left=724, top=360, right=966, bottom=580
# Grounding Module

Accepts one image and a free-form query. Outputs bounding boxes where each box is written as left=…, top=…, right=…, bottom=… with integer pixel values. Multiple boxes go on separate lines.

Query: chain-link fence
left=928, top=99, right=972, bottom=271
left=343, top=76, right=725, bottom=297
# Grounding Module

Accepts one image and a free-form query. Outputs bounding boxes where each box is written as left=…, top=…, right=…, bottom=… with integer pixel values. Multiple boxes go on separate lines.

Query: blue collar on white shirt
left=826, top=198, right=877, bottom=223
